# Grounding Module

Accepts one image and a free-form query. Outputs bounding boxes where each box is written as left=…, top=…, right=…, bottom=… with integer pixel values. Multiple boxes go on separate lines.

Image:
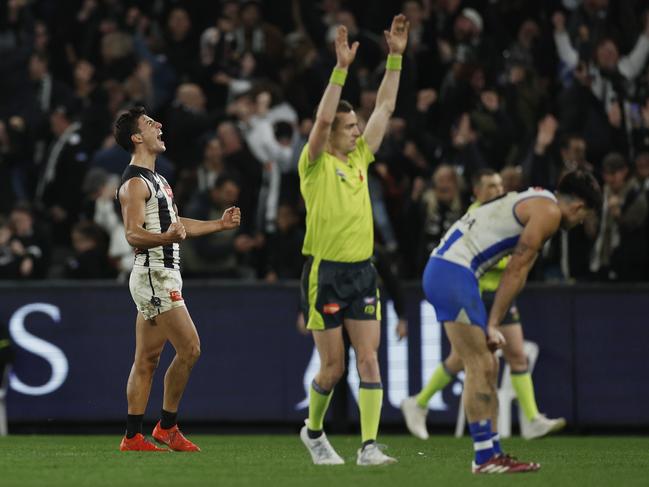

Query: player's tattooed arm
left=487, top=199, right=561, bottom=329
left=512, top=241, right=534, bottom=257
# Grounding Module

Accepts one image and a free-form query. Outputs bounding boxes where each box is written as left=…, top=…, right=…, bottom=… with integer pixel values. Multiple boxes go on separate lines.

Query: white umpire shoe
left=299, top=420, right=344, bottom=465
left=520, top=413, right=567, bottom=440
left=356, top=442, right=398, bottom=466
left=400, top=396, right=429, bottom=440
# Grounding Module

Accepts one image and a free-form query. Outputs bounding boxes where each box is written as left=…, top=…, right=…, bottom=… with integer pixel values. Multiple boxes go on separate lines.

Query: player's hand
left=165, top=222, right=186, bottom=242
left=384, top=13, right=409, bottom=55
left=220, top=206, right=241, bottom=230
left=486, top=327, right=506, bottom=351
left=334, top=25, right=359, bottom=69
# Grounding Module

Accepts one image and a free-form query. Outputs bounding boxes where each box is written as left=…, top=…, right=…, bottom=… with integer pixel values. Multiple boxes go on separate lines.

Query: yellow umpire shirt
left=298, top=136, right=374, bottom=263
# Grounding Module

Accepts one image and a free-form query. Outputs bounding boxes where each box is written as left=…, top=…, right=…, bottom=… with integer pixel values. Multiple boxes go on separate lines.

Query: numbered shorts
left=300, top=257, right=381, bottom=330
left=129, top=267, right=186, bottom=321
left=481, top=290, right=521, bottom=326
left=422, top=256, right=487, bottom=329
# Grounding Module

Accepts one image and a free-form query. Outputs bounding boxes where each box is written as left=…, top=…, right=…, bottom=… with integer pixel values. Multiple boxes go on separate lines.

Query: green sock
left=359, top=382, right=383, bottom=443
left=511, top=371, right=540, bottom=421
left=416, top=363, right=453, bottom=408
left=308, top=380, right=333, bottom=431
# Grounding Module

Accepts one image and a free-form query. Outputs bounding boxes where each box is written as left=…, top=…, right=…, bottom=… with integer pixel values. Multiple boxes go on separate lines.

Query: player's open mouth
left=157, top=131, right=163, bottom=141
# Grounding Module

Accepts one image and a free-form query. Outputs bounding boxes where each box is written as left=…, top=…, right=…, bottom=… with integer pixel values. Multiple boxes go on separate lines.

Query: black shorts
left=300, top=257, right=381, bottom=330
left=481, top=290, right=521, bottom=326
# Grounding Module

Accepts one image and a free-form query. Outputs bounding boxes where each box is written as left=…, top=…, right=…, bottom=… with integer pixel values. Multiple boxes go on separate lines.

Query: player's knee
left=505, top=351, right=527, bottom=371
left=465, top=351, right=496, bottom=379
left=355, top=350, right=379, bottom=378
left=135, top=353, right=160, bottom=375
left=318, top=364, right=344, bottom=390
left=188, top=344, right=201, bottom=364
left=179, top=343, right=201, bottom=365
left=321, top=358, right=345, bottom=383
left=445, top=352, right=463, bottom=375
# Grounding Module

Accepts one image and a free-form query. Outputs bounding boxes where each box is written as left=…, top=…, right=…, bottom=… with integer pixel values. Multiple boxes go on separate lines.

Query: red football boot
left=120, top=433, right=169, bottom=452
left=472, top=454, right=540, bottom=474
left=152, top=421, right=201, bottom=452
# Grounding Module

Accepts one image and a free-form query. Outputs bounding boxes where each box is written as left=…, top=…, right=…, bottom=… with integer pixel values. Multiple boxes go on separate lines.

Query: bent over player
left=402, top=169, right=566, bottom=440
left=421, top=170, right=600, bottom=473
left=298, top=16, right=408, bottom=466
left=114, top=106, right=241, bottom=451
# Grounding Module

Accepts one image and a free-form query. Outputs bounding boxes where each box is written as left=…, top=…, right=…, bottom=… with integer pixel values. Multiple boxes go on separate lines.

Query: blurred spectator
left=521, top=114, right=560, bottom=188
left=469, top=87, right=516, bottom=170
left=264, top=204, right=304, bottom=282
left=0, top=218, right=22, bottom=279
left=0, top=204, right=49, bottom=279
left=72, top=59, right=111, bottom=153
left=0, top=117, right=31, bottom=212
left=164, top=7, right=200, bottom=83
left=590, top=153, right=648, bottom=280
left=634, top=150, right=649, bottom=191
left=500, top=165, right=524, bottom=193
left=175, top=136, right=228, bottom=210
left=216, top=120, right=262, bottom=234
left=99, top=31, right=137, bottom=83
left=234, top=0, right=285, bottom=69
left=554, top=10, right=649, bottom=163
left=406, top=164, right=465, bottom=276
left=80, top=168, right=133, bottom=279
left=0, top=1, right=648, bottom=282
left=230, top=88, right=296, bottom=232
left=35, top=103, right=88, bottom=243
left=163, top=83, right=222, bottom=169
left=64, top=221, right=116, bottom=279
left=25, top=52, right=74, bottom=162
left=183, top=175, right=257, bottom=278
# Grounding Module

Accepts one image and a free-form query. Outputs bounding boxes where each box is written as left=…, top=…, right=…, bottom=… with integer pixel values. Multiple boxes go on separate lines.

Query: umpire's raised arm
left=363, top=14, right=409, bottom=154
left=307, top=25, right=359, bottom=163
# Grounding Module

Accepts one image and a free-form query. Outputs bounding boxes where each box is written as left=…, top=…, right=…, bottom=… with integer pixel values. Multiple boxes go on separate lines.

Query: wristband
left=386, top=54, right=402, bottom=71
left=329, top=67, right=347, bottom=86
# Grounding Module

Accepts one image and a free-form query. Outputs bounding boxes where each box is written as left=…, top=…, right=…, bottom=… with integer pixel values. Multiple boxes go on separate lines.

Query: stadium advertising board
left=1, top=283, right=648, bottom=426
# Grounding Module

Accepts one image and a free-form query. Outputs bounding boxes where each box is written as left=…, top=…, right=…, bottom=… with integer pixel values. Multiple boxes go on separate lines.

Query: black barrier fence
left=0, top=281, right=648, bottom=427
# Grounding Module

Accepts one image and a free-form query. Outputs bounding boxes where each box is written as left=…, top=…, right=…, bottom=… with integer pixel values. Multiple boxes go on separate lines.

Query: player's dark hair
left=471, top=168, right=497, bottom=187
left=556, top=169, right=602, bottom=210
left=114, top=106, right=147, bottom=153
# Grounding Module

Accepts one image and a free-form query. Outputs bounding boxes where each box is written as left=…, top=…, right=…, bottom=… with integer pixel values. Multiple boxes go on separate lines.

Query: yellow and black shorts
left=300, top=257, right=381, bottom=330
left=481, top=290, right=521, bottom=326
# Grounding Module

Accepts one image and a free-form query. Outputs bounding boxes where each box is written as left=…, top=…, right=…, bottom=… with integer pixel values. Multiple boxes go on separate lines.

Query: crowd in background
left=1, top=0, right=649, bottom=283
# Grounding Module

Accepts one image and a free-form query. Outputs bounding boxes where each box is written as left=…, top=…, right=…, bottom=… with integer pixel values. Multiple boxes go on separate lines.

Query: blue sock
left=491, top=432, right=502, bottom=455
left=468, top=420, right=495, bottom=465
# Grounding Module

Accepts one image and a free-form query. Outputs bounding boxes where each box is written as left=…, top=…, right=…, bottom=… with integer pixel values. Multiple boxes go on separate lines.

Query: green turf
left=0, top=435, right=647, bottom=487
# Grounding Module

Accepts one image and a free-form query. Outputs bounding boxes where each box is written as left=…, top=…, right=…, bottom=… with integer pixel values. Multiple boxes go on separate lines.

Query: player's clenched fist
left=165, top=221, right=186, bottom=242
left=221, top=206, right=241, bottom=230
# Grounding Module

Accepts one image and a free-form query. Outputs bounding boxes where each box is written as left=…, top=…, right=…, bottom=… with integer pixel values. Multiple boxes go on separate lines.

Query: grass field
left=0, top=435, right=647, bottom=487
